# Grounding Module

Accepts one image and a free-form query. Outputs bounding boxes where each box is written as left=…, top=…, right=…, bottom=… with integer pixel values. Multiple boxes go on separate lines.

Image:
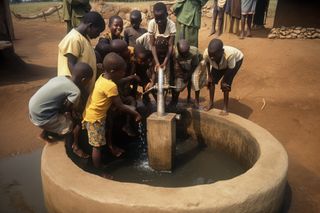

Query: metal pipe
left=157, top=67, right=165, bottom=116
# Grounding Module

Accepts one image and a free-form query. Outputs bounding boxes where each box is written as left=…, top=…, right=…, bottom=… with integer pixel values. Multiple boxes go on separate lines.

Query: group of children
left=28, top=2, right=244, bottom=178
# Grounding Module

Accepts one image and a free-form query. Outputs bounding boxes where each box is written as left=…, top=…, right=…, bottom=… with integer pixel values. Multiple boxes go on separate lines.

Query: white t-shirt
left=203, top=46, right=243, bottom=70
left=147, top=18, right=176, bottom=38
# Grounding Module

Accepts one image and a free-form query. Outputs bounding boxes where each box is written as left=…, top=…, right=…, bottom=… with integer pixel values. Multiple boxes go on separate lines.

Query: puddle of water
left=69, top=132, right=247, bottom=187
left=0, top=149, right=46, bottom=213
left=105, top=137, right=246, bottom=187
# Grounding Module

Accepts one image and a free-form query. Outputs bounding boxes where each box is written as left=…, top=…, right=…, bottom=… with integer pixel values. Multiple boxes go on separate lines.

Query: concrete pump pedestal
left=147, top=112, right=176, bottom=171
left=41, top=109, right=288, bottom=213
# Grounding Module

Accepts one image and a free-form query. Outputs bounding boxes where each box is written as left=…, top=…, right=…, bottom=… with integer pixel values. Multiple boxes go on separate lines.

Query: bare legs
left=240, top=14, right=253, bottom=39
left=210, top=7, right=224, bottom=36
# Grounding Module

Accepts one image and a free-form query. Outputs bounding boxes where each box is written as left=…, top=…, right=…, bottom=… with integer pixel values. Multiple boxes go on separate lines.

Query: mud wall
left=274, top=0, right=320, bottom=27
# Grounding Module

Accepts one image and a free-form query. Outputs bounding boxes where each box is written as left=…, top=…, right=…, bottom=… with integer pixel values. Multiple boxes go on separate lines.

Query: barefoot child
left=148, top=2, right=176, bottom=71
left=124, top=10, right=147, bottom=48
left=29, top=63, right=93, bottom=143
left=82, top=53, right=141, bottom=176
left=170, top=39, right=202, bottom=108
left=203, top=38, right=243, bottom=114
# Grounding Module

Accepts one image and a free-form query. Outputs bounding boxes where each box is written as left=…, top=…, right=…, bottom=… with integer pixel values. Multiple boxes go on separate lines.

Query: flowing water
left=70, top=122, right=247, bottom=187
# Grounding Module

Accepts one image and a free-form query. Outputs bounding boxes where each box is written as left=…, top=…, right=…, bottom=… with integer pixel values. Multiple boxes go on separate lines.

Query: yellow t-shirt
left=57, top=29, right=97, bottom=93
left=83, top=74, right=118, bottom=123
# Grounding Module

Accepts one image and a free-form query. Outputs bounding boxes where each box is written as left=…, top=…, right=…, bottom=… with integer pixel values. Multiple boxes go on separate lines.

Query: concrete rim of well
left=41, top=109, right=288, bottom=213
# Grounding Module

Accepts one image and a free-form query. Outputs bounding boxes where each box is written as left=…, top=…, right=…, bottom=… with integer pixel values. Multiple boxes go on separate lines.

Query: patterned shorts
left=192, top=60, right=208, bottom=91
left=83, top=120, right=106, bottom=147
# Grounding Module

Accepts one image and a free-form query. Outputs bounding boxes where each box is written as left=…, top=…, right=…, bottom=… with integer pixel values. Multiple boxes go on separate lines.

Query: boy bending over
left=204, top=38, right=243, bottom=114
left=170, top=39, right=202, bottom=108
left=29, top=63, right=93, bottom=143
left=82, top=53, right=141, bottom=178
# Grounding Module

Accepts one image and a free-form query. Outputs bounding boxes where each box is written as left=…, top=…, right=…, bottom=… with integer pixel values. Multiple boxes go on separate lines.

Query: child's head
left=155, top=36, right=169, bottom=61
left=153, top=2, right=168, bottom=28
left=177, top=39, right=190, bottom=58
left=208, top=39, right=224, bottom=63
left=130, top=10, right=142, bottom=30
left=95, top=38, right=111, bottom=60
left=134, top=44, right=152, bottom=66
left=110, top=39, right=130, bottom=61
left=72, top=62, right=94, bottom=87
left=82, top=12, right=105, bottom=39
left=103, top=53, right=126, bottom=82
left=108, top=15, right=123, bottom=38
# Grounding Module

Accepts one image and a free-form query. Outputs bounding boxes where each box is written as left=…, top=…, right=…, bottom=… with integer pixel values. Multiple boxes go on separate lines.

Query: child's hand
left=135, top=112, right=142, bottom=123
left=155, top=63, right=160, bottom=72
left=145, top=81, right=154, bottom=91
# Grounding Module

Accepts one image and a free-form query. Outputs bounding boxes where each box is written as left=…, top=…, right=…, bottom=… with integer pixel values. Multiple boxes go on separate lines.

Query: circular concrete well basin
left=41, top=109, right=288, bottom=213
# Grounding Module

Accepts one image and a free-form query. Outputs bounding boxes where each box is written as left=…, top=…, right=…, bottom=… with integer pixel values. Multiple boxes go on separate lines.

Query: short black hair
left=130, top=10, right=142, bottom=19
left=108, top=15, right=123, bottom=27
left=95, top=38, right=111, bottom=59
left=103, top=52, right=126, bottom=73
left=134, top=44, right=147, bottom=55
left=155, top=36, right=169, bottom=50
left=74, top=62, right=93, bottom=80
left=153, top=2, right=168, bottom=15
left=83, top=11, right=105, bottom=32
left=208, top=39, right=223, bottom=52
left=110, top=39, right=128, bottom=53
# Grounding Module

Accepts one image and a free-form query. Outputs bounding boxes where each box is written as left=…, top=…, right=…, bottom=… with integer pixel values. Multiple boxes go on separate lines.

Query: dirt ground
left=0, top=5, right=320, bottom=212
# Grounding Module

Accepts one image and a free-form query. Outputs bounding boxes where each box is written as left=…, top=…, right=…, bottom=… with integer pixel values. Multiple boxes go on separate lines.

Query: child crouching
left=29, top=62, right=93, bottom=143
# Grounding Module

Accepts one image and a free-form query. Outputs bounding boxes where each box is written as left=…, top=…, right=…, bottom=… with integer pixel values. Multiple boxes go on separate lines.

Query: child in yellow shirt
left=82, top=53, right=141, bottom=178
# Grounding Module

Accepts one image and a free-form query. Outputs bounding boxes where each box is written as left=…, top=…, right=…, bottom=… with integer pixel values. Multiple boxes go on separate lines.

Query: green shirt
left=173, top=0, right=208, bottom=28
left=63, top=0, right=91, bottom=27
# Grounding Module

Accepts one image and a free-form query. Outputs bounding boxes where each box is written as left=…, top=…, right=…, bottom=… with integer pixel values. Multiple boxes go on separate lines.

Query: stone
left=147, top=113, right=176, bottom=171
left=280, top=31, right=287, bottom=36
left=280, top=26, right=286, bottom=31
left=279, top=35, right=286, bottom=39
left=301, top=28, right=307, bottom=33
left=268, top=34, right=276, bottom=39
left=295, top=26, right=302, bottom=30
left=286, top=35, right=292, bottom=39
left=293, top=29, right=301, bottom=34
left=307, top=27, right=315, bottom=31
left=316, top=29, right=320, bottom=33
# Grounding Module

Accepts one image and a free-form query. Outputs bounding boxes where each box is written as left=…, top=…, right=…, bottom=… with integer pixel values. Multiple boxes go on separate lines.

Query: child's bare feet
left=204, top=103, right=213, bottom=111
left=100, top=172, right=113, bottom=179
left=108, top=145, right=125, bottom=157
left=239, top=31, right=245, bottom=39
left=72, top=143, right=90, bottom=159
left=38, top=130, right=58, bottom=143
left=246, top=30, right=252, bottom=37
left=219, top=110, right=229, bottom=116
